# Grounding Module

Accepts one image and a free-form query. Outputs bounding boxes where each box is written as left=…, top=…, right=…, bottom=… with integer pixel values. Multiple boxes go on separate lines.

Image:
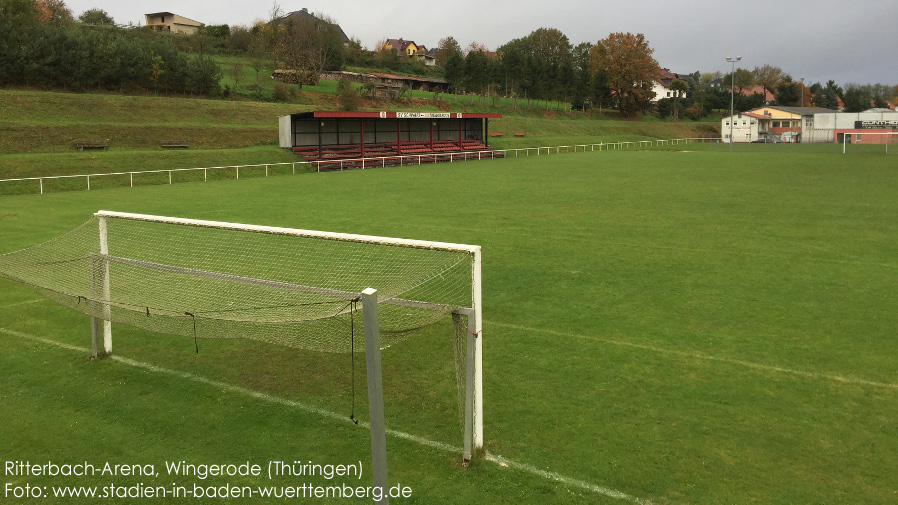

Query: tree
left=434, top=36, right=461, bottom=66
left=464, top=49, right=489, bottom=101
left=228, top=60, right=244, bottom=87
left=842, top=84, right=870, bottom=112
left=246, top=36, right=268, bottom=86
left=752, top=64, right=784, bottom=98
left=273, top=12, right=343, bottom=91
left=774, top=79, right=800, bottom=106
left=35, top=0, right=72, bottom=25
left=590, top=32, right=659, bottom=116
left=444, top=50, right=465, bottom=94
left=723, top=67, right=754, bottom=95
left=77, top=8, right=113, bottom=25
left=465, top=41, right=488, bottom=55
left=668, top=78, right=689, bottom=120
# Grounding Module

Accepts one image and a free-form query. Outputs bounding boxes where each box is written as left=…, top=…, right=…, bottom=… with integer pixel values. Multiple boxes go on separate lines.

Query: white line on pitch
left=492, top=322, right=898, bottom=390
left=0, top=328, right=651, bottom=505
left=0, top=299, right=48, bottom=309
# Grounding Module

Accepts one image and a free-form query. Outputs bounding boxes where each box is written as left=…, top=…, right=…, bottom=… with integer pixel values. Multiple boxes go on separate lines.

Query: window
left=773, top=121, right=780, bottom=128
left=725, top=121, right=730, bottom=126
left=667, top=91, right=671, bottom=97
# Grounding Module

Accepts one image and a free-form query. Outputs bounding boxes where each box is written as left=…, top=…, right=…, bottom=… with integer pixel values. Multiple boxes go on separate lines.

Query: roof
left=740, top=85, right=775, bottom=102
left=386, top=38, right=418, bottom=52
left=655, top=68, right=690, bottom=88
left=765, top=106, right=836, bottom=116
left=368, top=72, right=447, bottom=85
left=286, top=111, right=502, bottom=120
left=283, top=8, right=349, bottom=43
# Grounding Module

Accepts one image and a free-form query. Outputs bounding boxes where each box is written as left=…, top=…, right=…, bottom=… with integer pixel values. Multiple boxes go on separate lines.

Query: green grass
left=2, top=150, right=897, bottom=504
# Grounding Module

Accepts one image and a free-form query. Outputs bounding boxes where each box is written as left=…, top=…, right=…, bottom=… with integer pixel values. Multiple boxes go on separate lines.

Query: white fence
left=0, top=138, right=722, bottom=196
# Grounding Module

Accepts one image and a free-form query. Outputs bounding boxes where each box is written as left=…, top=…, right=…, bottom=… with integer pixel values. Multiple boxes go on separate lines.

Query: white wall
left=721, top=114, right=759, bottom=142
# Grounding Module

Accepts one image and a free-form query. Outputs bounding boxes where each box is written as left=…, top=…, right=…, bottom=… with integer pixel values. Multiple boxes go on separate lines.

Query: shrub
left=273, top=81, right=290, bottom=101
left=335, top=78, right=361, bottom=111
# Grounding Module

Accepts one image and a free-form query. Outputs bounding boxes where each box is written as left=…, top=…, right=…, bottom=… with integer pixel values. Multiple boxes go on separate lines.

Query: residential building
left=385, top=38, right=420, bottom=57
left=721, top=112, right=763, bottom=143
left=144, top=12, right=203, bottom=34
left=651, top=69, right=689, bottom=103
left=281, top=8, right=350, bottom=46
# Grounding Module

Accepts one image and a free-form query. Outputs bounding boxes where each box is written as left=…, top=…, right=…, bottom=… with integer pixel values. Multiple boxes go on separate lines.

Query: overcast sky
left=64, top=0, right=896, bottom=86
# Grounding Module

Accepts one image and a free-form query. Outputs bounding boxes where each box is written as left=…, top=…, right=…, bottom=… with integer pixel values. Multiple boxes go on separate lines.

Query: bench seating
left=74, top=140, right=108, bottom=151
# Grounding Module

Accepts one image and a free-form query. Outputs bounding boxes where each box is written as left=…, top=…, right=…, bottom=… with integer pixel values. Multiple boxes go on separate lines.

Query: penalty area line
left=0, top=298, right=49, bottom=309
left=492, top=322, right=898, bottom=390
left=0, top=327, right=652, bottom=505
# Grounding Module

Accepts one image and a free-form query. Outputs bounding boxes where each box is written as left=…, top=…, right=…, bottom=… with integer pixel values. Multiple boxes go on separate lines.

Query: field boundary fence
left=1, top=138, right=723, bottom=196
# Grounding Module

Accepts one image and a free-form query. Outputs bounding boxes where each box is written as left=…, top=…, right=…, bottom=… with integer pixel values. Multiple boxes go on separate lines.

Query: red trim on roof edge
left=304, top=111, right=502, bottom=119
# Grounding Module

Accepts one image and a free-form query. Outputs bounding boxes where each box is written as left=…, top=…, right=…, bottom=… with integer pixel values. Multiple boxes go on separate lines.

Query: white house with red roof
left=651, top=68, right=689, bottom=103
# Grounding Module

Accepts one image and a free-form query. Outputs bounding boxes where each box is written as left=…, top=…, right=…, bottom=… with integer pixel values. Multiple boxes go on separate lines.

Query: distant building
left=807, top=110, right=898, bottom=143
left=144, top=12, right=203, bottom=34
left=719, top=105, right=871, bottom=143
left=385, top=38, right=420, bottom=57
left=280, top=8, right=350, bottom=46
left=651, top=68, right=690, bottom=103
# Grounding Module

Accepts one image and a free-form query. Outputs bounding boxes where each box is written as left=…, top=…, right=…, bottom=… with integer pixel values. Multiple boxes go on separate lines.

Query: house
left=651, top=68, right=689, bottom=103
left=721, top=112, right=764, bottom=143
left=144, top=12, right=203, bottom=34
left=281, top=8, right=350, bottom=46
left=385, top=38, right=420, bottom=57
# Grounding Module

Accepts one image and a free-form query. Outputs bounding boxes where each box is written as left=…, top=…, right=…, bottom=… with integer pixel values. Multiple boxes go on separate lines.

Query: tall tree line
left=0, top=0, right=221, bottom=95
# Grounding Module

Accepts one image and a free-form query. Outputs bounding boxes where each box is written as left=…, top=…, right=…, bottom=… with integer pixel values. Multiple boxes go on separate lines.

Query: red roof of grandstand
left=291, top=111, right=502, bottom=119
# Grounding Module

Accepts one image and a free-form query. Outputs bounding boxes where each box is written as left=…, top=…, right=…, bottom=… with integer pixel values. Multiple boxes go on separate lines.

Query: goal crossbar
left=95, top=210, right=481, bottom=253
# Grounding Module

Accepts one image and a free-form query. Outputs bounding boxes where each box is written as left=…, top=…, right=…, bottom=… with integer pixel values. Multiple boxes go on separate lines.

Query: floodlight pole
left=726, top=56, right=742, bottom=152
left=361, top=287, right=389, bottom=505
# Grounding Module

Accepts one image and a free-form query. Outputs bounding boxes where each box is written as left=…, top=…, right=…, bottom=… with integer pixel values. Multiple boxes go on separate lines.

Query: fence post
left=168, top=171, right=172, bottom=184
left=87, top=175, right=90, bottom=191
left=204, top=168, right=207, bottom=181
left=39, top=178, right=43, bottom=195
left=236, top=167, right=239, bottom=179
left=265, top=165, right=269, bottom=177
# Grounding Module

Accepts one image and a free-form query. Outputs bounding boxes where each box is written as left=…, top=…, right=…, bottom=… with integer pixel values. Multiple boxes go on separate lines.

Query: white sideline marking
left=0, top=299, right=48, bottom=309
left=0, top=328, right=651, bottom=505
left=492, top=322, right=898, bottom=390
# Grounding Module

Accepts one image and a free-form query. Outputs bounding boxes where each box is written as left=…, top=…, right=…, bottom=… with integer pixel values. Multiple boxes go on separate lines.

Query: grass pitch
left=1, top=150, right=897, bottom=504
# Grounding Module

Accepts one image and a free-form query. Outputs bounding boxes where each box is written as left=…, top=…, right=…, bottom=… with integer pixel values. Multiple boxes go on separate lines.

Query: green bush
left=273, top=82, right=290, bottom=101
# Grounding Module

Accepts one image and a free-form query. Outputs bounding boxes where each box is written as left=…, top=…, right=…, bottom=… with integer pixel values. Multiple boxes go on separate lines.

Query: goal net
left=841, top=131, right=898, bottom=154
left=0, top=210, right=484, bottom=457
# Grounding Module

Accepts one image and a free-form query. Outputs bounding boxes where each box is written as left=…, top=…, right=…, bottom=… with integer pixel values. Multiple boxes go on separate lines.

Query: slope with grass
left=0, top=89, right=717, bottom=154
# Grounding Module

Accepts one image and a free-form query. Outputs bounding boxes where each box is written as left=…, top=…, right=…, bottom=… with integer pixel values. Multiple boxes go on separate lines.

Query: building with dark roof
left=281, top=8, right=350, bottom=45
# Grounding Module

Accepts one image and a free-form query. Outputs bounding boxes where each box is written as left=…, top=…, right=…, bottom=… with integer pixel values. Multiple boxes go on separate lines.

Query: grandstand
left=278, top=111, right=504, bottom=170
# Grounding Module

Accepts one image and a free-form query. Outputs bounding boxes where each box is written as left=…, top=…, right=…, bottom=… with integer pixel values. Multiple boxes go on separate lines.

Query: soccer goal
left=841, top=131, right=898, bottom=154
left=0, top=210, right=484, bottom=470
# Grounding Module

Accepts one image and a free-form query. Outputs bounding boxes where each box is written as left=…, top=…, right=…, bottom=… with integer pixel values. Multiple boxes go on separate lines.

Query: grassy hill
left=0, top=88, right=719, bottom=181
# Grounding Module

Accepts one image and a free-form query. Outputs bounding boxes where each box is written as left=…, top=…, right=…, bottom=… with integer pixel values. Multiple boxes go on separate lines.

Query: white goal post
left=842, top=131, right=898, bottom=154
left=89, top=210, right=485, bottom=460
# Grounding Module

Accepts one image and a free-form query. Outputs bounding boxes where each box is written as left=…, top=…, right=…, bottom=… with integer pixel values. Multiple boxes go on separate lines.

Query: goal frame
left=89, top=210, right=484, bottom=460
left=842, top=131, right=898, bottom=154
